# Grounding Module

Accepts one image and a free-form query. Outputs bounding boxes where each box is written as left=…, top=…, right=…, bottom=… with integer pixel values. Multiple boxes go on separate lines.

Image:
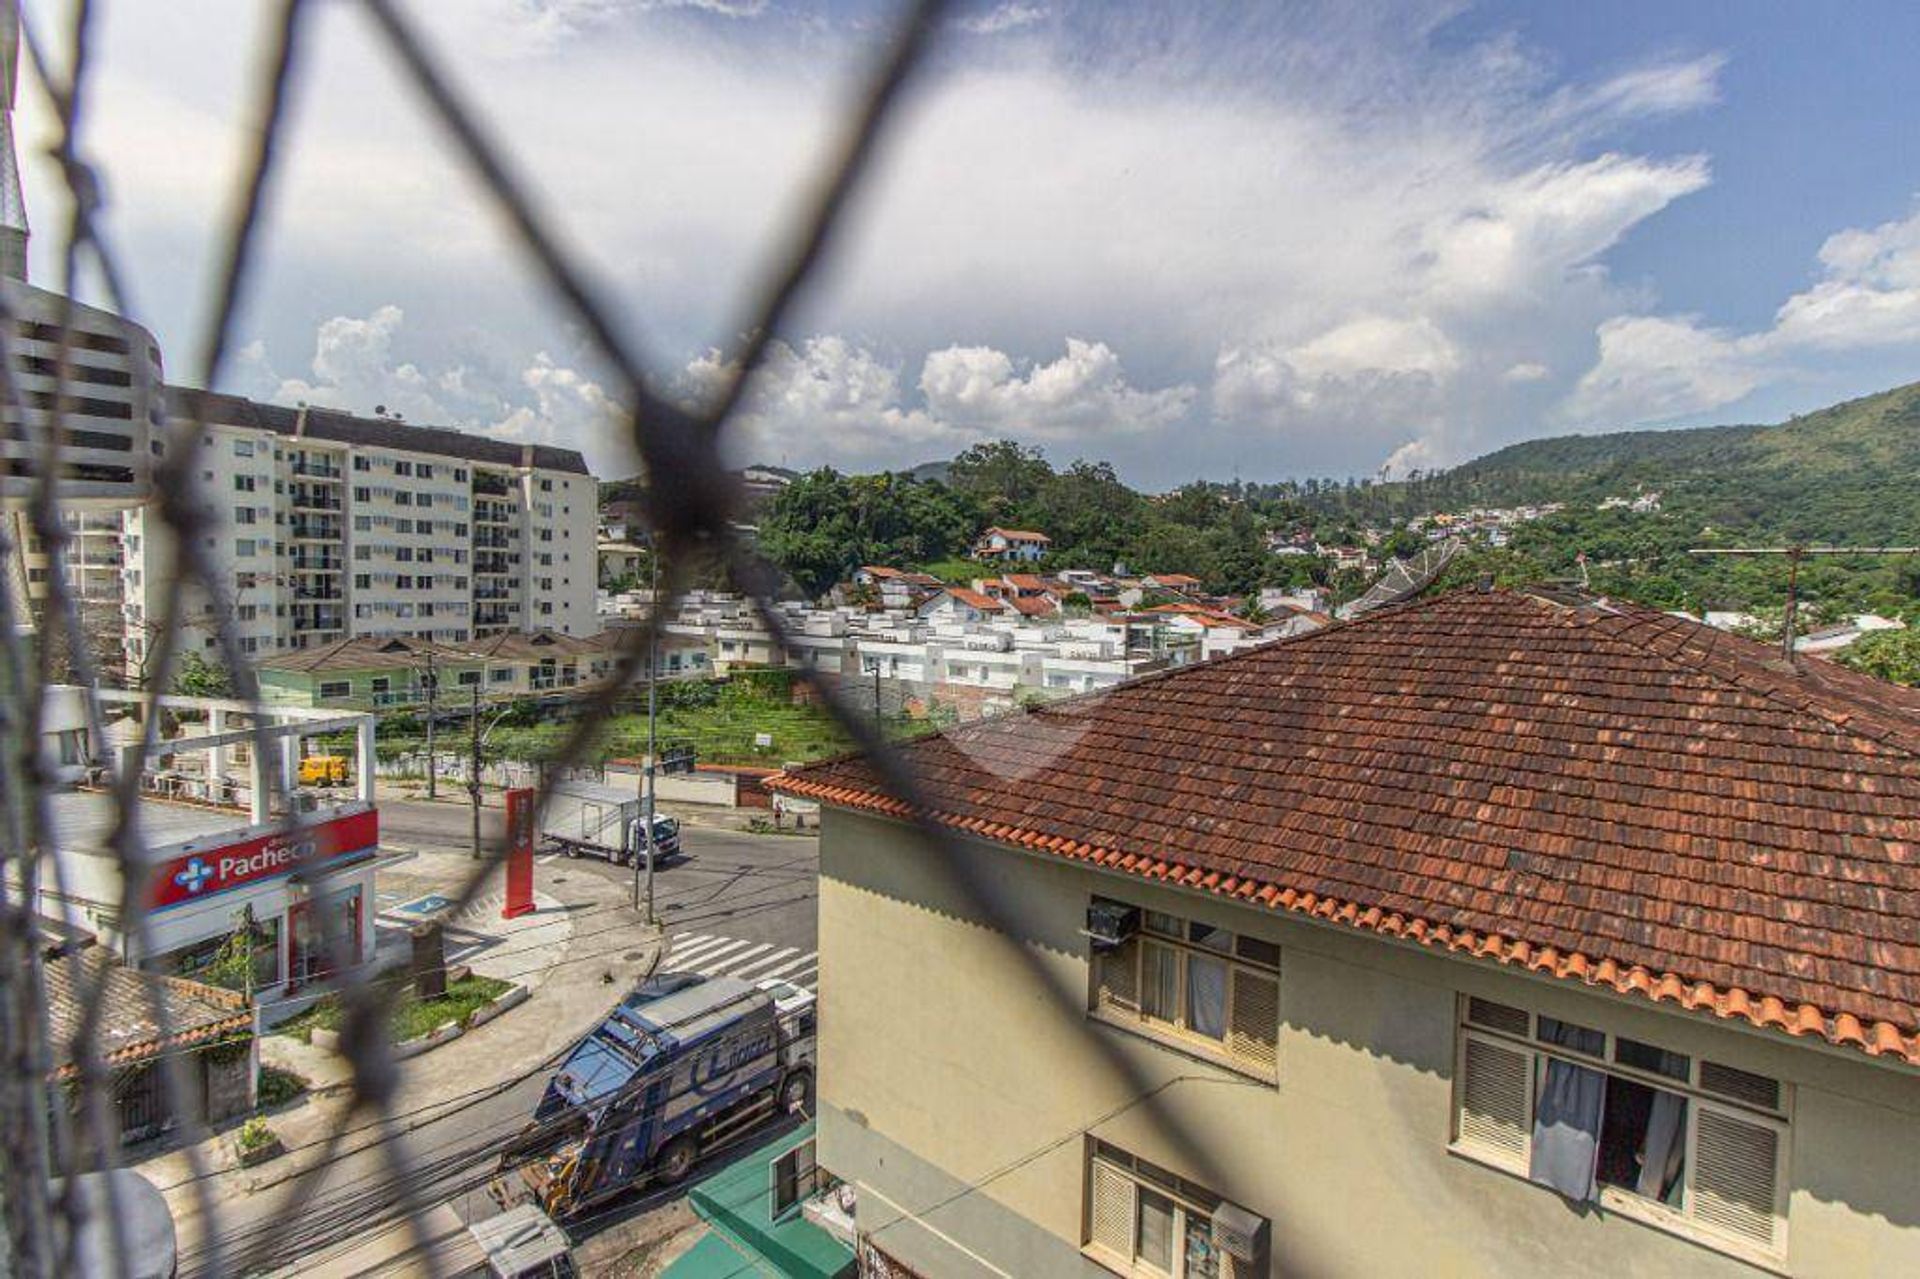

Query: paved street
left=156, top=795, right=819, bottom=1276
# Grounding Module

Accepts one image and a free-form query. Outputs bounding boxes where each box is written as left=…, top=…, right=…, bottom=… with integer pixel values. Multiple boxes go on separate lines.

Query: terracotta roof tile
left=772, top=589, right=1920, bottom=1066
left=42, top=950, right=252, bottom=1074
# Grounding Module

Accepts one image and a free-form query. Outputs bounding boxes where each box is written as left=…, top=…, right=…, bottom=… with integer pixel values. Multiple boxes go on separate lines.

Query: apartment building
left=120, top=390, right=596, bottom=674
left=773, top=589, right=1920, bottom=1277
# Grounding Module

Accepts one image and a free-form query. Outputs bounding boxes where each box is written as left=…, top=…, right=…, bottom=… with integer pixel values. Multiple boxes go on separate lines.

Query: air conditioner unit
left=1082, top=899, right=1140, bottom=952
left=1210, top=1201, right=1270, bottom=1279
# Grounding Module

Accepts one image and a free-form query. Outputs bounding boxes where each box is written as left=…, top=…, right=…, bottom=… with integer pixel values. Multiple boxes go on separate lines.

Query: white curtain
left=1529, top=1025, right=1607, bottom=1200
left=1637, top=1061, right=1690, bottom=1204
left=1187, top=955, right=1227, bottom=1040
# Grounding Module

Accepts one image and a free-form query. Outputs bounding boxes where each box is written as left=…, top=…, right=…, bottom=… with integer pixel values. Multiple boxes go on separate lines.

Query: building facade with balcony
left=119, top=390, right=597, bottom=675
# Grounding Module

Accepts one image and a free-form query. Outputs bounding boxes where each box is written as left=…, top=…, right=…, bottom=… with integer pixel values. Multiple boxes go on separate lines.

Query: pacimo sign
left=149, top=809, right=380, bottom=911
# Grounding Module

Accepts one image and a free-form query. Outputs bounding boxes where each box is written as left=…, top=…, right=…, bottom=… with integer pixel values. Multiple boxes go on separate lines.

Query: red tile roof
left=945, top=588, right=1005, bottom=612
left=772, top=589, right=1920, bottom=1066
left=1007, top=596, right=1058, bottom=618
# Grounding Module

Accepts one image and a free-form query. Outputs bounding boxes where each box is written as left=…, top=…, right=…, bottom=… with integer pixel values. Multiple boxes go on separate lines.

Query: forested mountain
left=601, top=381, right=1920, bottom=619
left=1311, top=380, right=1920, bottom=545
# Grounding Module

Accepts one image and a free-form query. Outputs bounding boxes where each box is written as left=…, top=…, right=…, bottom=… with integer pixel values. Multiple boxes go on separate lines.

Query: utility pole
left=635, top=548, right=659, bottom=921
left=873, top=662, right=882, bottom=734
left=1687, top=545, right=1920, bottom=660
left=469, top=684, right=482, bottom=859
left=423, top=650, right=438, bottom=800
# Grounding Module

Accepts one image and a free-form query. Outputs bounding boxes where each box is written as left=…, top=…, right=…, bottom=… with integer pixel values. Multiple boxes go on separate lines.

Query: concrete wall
left=815, top=808, right=1920, bottom=1278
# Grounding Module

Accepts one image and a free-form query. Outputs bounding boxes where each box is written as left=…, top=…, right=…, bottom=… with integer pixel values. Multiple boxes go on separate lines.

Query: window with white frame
left=1086, top=1139, right=1260, bottom=1279
left=1090, top=900, right=1280, bottom=1079
left=318, top=680, right=350, bottom=699
left=1452, top=995, right=1790, bottom=1260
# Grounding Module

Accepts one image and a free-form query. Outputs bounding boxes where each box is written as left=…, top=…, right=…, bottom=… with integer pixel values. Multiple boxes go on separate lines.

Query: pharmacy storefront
left=144, top=807, right=379, bottom=994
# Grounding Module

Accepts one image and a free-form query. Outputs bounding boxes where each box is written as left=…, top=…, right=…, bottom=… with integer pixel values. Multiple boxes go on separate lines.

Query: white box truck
left=539, top=779, right=680, bottom=865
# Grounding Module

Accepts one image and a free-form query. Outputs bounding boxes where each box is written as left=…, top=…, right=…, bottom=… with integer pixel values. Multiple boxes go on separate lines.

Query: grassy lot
left=366, top=670, right=949, bottom=771
left=914, top=557, right=985, bottom=584
left=275, top=975, right=513, bottom=1045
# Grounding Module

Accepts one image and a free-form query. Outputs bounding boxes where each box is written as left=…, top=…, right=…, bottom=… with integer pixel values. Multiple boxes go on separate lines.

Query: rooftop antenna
left=1687, top=545, right=1920, bottom=661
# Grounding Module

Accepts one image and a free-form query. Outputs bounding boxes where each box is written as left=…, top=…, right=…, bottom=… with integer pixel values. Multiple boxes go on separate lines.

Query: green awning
left=660, top=1231, right=776, bottom=1278
left=665, top=1120, right=854, bottom=1279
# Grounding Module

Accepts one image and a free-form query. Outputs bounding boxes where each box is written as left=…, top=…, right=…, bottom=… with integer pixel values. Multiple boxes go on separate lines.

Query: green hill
left=1409, top=381, right=1920, bottom=544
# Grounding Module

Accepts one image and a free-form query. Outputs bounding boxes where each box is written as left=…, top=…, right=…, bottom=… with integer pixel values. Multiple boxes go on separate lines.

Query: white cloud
left=958, top=3, right=1045, bottom=36
left=20, top=2, right=1816, bottom=481
left=248, top=305, right=627, bottom=461
left=1770, top=206, right=1920, bottom=350
left=1563, top=315, right=1769, bottom=426
left=920, top=339, right=1191, bottom=436
left=1561, top=203, right=1920, bottom=427
left=682, top=335, right=1185, bottom=468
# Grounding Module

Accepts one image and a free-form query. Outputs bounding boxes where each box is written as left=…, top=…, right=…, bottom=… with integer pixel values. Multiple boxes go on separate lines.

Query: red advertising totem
left=503, top=787, right=536, bottom=920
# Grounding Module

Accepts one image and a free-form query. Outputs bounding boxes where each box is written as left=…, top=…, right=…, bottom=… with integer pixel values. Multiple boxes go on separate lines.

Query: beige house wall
left=816, top=808, right=1920, bottom=1278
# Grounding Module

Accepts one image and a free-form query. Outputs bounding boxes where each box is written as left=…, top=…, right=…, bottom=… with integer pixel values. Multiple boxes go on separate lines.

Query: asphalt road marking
left=729, top=946, right=801, bottom=979
left=665, top=932, right=819, bottom=989
left=698, top=941, right=775, bottom=974
left=668, top=934, right=753, bottom=967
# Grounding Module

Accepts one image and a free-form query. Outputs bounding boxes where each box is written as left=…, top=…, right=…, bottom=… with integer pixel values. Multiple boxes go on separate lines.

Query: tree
left=757, top=468, right=984, bottom=597
left=173, top=651, right=234, bottom=699
left=946, top=440, right=1054, bottom=514
left=1834, top=627, right=1920, bottom=687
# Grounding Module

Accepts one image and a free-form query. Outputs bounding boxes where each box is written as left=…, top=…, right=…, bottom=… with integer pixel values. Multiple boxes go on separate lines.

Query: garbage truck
left=539, top=778, right=680, bottom=866
left=497, top=975, right=814, bottom=1220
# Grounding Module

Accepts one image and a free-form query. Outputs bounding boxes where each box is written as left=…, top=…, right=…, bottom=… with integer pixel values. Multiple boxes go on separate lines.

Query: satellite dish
left=1341, top=537, right=1463, bottom=619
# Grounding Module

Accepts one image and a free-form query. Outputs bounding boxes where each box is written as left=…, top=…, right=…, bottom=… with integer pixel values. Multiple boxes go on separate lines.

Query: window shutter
left=1229, top=969, right=1280, bottom=1075
left=1698, top=1061, right=1781, bottom=1114
left=1457, top=1036, right=1531, bottom=1164
left=1096, top=938, right=1140, bottom=1015
left=1089, top=1159, right=1136, bottom=1258
left=1690, top=1105, right=1782, bottom=1251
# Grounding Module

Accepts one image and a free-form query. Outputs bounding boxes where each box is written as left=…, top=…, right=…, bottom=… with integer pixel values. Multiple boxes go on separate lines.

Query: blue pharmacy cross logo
left=174, top=857, right=216, bottom=895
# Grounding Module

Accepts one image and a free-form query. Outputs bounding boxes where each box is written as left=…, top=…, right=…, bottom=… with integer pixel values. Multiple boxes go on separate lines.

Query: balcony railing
left=290, top=490, right=342, bottom=512
left=291, top=458, right=343, bottom=480
left=289, top=519, right=342, bottom=540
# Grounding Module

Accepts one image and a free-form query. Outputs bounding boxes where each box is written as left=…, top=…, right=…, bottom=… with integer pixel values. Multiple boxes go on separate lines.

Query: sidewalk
left=135, top=842, right=665, bottom=1252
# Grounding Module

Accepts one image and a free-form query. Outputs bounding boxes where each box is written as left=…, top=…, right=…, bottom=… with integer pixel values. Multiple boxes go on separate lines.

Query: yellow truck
left=297, top=755, right=349, bottom=787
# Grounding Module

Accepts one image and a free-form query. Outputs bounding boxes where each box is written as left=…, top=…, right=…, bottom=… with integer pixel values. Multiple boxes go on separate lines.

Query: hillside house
left=973, top=526, right=1052, bottom=563
left=773, top=589, right=1920, bottom=1278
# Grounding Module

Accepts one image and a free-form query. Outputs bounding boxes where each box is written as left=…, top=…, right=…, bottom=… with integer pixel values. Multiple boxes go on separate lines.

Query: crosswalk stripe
left=665, top=935, right=735, bottom=965
left=674, top=937, right=755, bottom=968
left=699, top=942, right=775, bottom=974
left=787, top=963, right=819, bottom=990
left=757, top=952, right=818, bottom=981
left=729, top=946, right=800, bottom=979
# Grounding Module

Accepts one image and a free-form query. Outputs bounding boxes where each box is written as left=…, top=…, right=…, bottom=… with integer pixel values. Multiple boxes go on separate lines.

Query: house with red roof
left=916, top=586, right=1008, bottom=624
left=772, top=588, right=1920, bottom=1278
left=972, top=526, right=1052, bottom=563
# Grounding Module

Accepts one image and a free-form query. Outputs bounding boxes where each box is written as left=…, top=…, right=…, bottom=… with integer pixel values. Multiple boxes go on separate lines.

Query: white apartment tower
left=1, top=0, right=166, bottom=663
left=122, top=390, right=597, bottom=675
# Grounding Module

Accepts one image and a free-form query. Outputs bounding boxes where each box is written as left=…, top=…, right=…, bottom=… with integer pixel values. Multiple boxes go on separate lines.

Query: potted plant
left=235, top=1116, right=283, bottom=1166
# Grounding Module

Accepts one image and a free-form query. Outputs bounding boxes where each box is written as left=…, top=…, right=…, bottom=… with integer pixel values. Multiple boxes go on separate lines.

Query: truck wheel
left=781, top=1070, right=813, bottom=1114
left=657, top=1136, right=699, bottom=1184
left=562, top=844, right=579, bottom=859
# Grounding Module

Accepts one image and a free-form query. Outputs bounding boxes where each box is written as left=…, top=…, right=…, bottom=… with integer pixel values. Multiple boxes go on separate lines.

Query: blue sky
left=17, top=0, right=1920, bottom=486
